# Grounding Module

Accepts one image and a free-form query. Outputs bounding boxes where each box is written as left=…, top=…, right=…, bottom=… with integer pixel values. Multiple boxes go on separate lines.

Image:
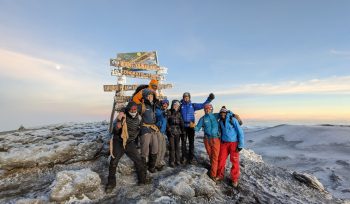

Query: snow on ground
left=0, top=122, right=348, bottom=203
left=246, top=124, right=350, bottom=199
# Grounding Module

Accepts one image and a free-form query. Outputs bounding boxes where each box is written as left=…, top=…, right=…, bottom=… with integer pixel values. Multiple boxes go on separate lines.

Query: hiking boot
left=138, top=176, right=152, bottom=185
left=169, top=162, right=175, bottom=168
left=105, top=177, right=116, bottom=194
left=105, top=184, right=115, bottom=194
left=148, top=154, right=157, bottom=173
left=180, top=158, right=186, bottom=165
left=232, top=181, right=239, bottom=188
left=156, top=165, right=164, bottom=171
left=187, top=160, right=197, bottom=165
left=214, top=177, right=224, bottom=184
left=175, top=161, right=179, bottom=166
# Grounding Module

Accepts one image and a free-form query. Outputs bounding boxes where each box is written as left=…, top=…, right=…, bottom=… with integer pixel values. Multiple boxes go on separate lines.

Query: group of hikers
left=106, top=79, right=245, bottom=193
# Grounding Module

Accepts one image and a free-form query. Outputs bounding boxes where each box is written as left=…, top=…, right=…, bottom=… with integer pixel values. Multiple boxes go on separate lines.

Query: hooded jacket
left=219, top=112, right=245, bottom=148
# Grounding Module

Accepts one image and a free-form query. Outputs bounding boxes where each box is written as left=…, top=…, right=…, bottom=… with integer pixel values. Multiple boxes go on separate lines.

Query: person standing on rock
left=180, top=92, right=215, bottom=164
left=139, top=89, right=160, bottom=173
left=216, top=106, right=245, bottom=188
left=166, top=100, right=185, bottom=167
left=194, top=103, right=220, bottom=180
left=155, top=99, right=169, bottom=171
left=106, top=101, right=148, bottom=193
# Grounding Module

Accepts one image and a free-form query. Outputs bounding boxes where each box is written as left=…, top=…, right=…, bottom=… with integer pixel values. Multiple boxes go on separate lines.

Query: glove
left=236, top=147, right=242, bottom=152
left=208, top=93, right=215, bottom=100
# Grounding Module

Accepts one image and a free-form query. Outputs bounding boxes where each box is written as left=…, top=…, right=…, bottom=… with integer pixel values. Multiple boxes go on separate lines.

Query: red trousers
left=217, top=142, right=240, bottom=182
left=204, top=138, right=221, bottom=178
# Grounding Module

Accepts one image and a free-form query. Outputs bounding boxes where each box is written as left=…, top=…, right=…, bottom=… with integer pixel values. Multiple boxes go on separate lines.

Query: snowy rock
left=15, top=198, right=46, bottom=204
left=50, top=168, right=103, bottom=202
left=153, top=196, right=176, bottom=204
left=0, top=123, right=106, bottom=170
left=0, top=122, right=347, bottom=204
left=240, top=148, right=264, bottom=163
left=159, top=166, right=216, bottom=199
left=293, top=171, right=326, bottom=192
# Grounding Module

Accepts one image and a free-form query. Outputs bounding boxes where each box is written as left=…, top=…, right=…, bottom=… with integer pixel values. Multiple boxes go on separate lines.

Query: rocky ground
left=0, top=122, right=348, bottom=204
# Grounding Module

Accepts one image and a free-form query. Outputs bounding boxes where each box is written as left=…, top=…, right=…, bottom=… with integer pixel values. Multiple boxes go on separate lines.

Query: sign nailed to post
left=104, top=84, right=173, bottom=92
left=110, top=51, right=160, bottom=71
left=106, top=51, right=172, bottom=133
left=111, top=69, right=159, bottom=79
left=110, top=59, right=160, bottom=71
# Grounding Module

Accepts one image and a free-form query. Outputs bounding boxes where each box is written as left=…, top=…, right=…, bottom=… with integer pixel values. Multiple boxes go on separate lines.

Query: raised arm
left=192, top=93, right=215, bottom=111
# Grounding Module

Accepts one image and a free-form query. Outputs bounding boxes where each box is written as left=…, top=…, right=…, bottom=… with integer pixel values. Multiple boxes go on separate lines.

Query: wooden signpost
left=104, top=51, right=173, bottom=133
left=104, top=84, right=173, bottom=92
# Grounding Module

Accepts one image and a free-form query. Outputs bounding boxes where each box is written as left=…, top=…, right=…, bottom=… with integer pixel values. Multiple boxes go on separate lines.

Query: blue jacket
left=219, top=112, right=244, bottom=148
left=155, top=107, right=167, bottom=134
left=180, top=97, right=212, bottom=127
left=195, top=113, right=219, bottom=139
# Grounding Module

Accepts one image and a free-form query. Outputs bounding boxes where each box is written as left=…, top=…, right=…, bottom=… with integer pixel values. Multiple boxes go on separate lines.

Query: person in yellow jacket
left=132, top=79, right=159, bottom=104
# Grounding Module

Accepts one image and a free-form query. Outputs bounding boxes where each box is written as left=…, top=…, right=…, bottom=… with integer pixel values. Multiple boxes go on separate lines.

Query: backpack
left=229, top=114, right=243, bottom=126
left=131, top=84, right=149, bottom=98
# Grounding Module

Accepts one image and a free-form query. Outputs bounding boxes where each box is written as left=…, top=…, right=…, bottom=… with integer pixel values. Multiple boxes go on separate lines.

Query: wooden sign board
left=110, top=59, right=160, bottom=71
left=111, top=69, right=159, bottom=79
left=104, top=84, right=173, bottom=92
left=114, top=95, right=168, bottom=103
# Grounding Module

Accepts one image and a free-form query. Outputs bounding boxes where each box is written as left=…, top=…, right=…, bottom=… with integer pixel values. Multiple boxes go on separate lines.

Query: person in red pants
left=216, top=106, right=244, bottom=188
left=194, top=103, right=220, bottom=180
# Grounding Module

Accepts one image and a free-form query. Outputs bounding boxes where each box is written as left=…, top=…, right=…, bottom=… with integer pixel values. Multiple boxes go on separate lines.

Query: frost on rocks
left=50, top=168, right=104, bottom=202
left=293, top=172, right=326, bottom=192
left=159, top=166, right=217, bottom=199
left=0, top=122, right=347, bottom=204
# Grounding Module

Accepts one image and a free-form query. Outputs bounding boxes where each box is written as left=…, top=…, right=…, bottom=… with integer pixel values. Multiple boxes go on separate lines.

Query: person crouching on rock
left=216, top=106, right=245, bottom=188
left=194, top=103, right=220, bottom=180
left=166, top=100, right=185, bottom=167
left=106, top=102, right=148, bottom=193
left=155, top=99, right=169, bottom=171
left=139, top=89, right=159, bottom=173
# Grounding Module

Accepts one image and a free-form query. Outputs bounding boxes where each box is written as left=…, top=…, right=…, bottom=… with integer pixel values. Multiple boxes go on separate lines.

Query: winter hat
left=126, top=101, right=138, bottom=112
left=220, top=106, right=228, bottom=113
left=161, top=99, right=169, bottom=105
left=149, top=79, right=158, bottom=87
left=204, top=103, right=213, bottom=110
left=142, top=88, right=154, bottom=99
left=171, top=100, right=180, bottom=109
left=183, top=92, right=191, bottom=99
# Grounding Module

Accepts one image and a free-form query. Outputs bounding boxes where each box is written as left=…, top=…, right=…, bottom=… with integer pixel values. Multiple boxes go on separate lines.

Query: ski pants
left=204, top=137, right=221, bottom=178
left=217, top=141, right=240, bottom=182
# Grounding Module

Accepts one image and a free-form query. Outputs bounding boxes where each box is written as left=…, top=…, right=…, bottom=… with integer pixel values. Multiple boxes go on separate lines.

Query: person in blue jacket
left=216, top=106, right=244, bottom=188
left=180, top=92, right=215, bottom=164
left=155, top=99, right=169, bottom=171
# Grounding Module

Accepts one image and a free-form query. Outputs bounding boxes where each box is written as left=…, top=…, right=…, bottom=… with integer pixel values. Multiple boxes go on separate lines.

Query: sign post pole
left=105, top=51, right=173, bottom=133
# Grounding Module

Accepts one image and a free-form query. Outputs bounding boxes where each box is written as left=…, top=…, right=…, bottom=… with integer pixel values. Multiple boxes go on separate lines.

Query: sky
left=0, top=0, right=350, bottom=131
